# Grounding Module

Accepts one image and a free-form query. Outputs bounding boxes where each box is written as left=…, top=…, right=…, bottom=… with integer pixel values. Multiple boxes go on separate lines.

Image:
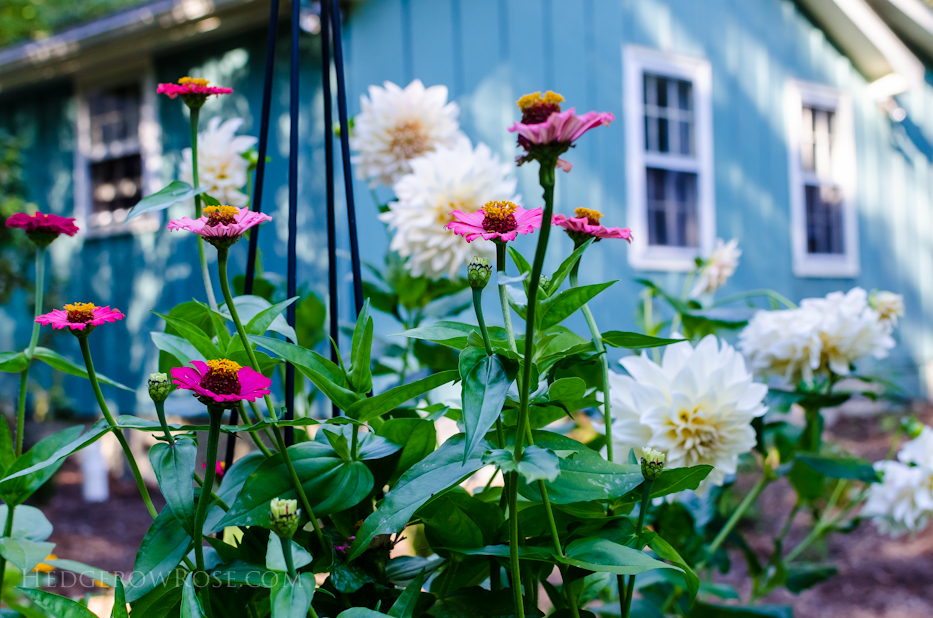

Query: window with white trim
left=786, top=82, right=858, bottom=277
left=624, top=46, right=715, bottom=271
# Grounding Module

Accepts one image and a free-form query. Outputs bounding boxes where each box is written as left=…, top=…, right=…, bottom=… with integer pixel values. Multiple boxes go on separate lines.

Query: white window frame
left=786, top=80, right=859, bottom=278
left=623, top=45, right=715, bottom=271
left=74, top=61, right=162, bottom=238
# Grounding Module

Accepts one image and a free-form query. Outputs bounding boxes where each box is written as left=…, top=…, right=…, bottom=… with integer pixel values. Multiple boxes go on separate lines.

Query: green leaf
left=349, top=299, right=374, bottom=394
left=153, top=313, right=221, bottom=360
left=315, top=423, right=400, bottom=460
left=32, top=347, right=134, bottom=391
left=16, top=589, right=98, bottom=618
left=601, top=331, right=682, bottom=349
left=152, top=332, right=205, bottom=366
left=378, top=418, right=437, bottom=485
left=0, top=537, right=55, bottom=573
left=483, top=446, right=560, bottom=483
left=180, top=572, right=206, bottom=618
left=271, top=572, right=316, bottom=618
left=784, top=563, right=837, bottom=594
left=538, top=281, right=615, bottom=330
left=150, top=437, right=197, bottom=535
left=338, top=610, right=390, bottom=618
left=112, top=577, right=129, bottom=618
left=687, top=602, right=793, bottom=618
left=388, top=569, right=426, bottom=618
left=125, top=507, right=192, bottom=602
left=649, top=535, right=699, bottom=603
left=548, top=238, right=595, bottom=293
left=266, top=536, right=312, bottom=572
left=430, top=587, right=535, bottom=618
left=0, top=425, right=85, bottom=506
left=0, top=505, right=52, bottom=541
left=217, top=441, right=373, bottom=529
left=321, top=426, right=351, bottom=460
left=0, top=416, right=15, bottom=475
left=460, top=348, right=517, bottom=463
left=560, top=537, right=683, bottom=577
left=508, top=246, right=532, bottom=292
left=126, top=181, right=208, bottom=221
left=246, top=296, right=299, bottom=337
left=47, top=559, right=119, bottom=588
left=794, top=454, right=880, bottom=483
left=346, top=370, right=459, bottom=423
left=349, top=434, right=486, bottom=560
left=127, top=571, right=184, bottom=617
left=397, top=321, right=511, bottom=352
left=0, top=351, right=29, bottom=373
left=221, top=296, right=297, bottom=343
left=644, top=465, right=715, bottom=500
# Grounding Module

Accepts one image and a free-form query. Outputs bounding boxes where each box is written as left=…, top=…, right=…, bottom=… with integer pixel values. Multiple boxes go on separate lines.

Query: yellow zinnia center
left=516, top=91, right=564, bottom=112
left=201, top=359, right=242, bottom=396
left=204, top=205, right=239, bottom=226
left=179, top=76, right=210, bottom=87
left=482, top=200, right=519, bottom=234
left=574, top=207, right=603, bottom=225
left=65, top=302, right=97, bottom=323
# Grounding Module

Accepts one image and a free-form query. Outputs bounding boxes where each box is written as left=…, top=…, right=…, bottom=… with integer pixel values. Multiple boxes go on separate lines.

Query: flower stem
left=279, top=533, right=297, bottom=580
left=705, top=475, right=768, bottom=561
left=569, top=260, right=613, bottom=462
left=784, top=478, right=849, bottom=563
left=472, top=288, right=493, bottom=355
left=621, top=479, right=653, bottom=618
left=495, top=242, right=518, bottom=354
left=507, top=474, right=525, bottom=618
left=190, top=107, right=218, bottom=312
left=16, top=245, right=46, bottom=456
left=154, top=399, right=175, bottom=446
left=193, top=406, right=223, bottom=572
left=271, top=426, right=326, bottom=550
left=78, top=336, right=157, bottom=519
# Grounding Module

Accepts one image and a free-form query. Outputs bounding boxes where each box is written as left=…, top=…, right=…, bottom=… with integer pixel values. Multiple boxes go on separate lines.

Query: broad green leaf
left=649, top=535, right=699, bottom=603
left=349, top=435, right=486, bottom=561
left=210, top=561, right=280, bottom=587
left=648, top=465, right=715, bottom=499
left=112, top=577, right=129, bottom=618
left=784, top=563, right=837, bottom=594
left=180, top=572, right=206, bottom=618
left=246, top=296, right=299, bottom=337
left=397, top=321, right=511, bottom=352
left=537, top=282, right=615, bottom=330
left=0, top=351, right=29, bottom=373
left=151, top=332, right=205, bottom=366
left=686, top=602, right=793, bottom=618
left=266, top=536, right=312, bottom=572
left=349, top=299, right=374, bottom=394
left=0, top=421, right=109, bottom=487
left=271, top=572, right=316, bottom=618
left=420, top=490, right=502, bottom=553
left=32, top=347, right=134, bottom=391
left=548, top=238, right=595, bottom=293
left=338, top=610, right=390, bottom=618
left=153, top=312, right=221, bottom=360
left=508, top=246, right=532, bottom=292
left=221, top=296, right=297, bottom=343
left=601, top=331, right=682, bottom=349
left=150, top=437, right=197, bottom=534
left=795, top=454, right=880, bottom=483
left=47, top=559, right=119, bottom=588
left=314, top=423, right=400, bottom=461
left=16, top=589, right=98, bottom=618
left=346, top=370, right=459, bottom=423
left=378, top=418, right=437, bottom=485
left=455, top=545, right=555, bottom=561
left=460, top=348, right=517, bottom=463
left=483, top=446, right=560, bottom=483
left=127, top=570, right=184, bottom=617
left=126, top=181, right=208, bottom=221
left=125, top=507, right=192, bottom=602
left=0, top=505, right=52, bottom=541
left=560, top=537, right=682, bottom=577
left=0, top=537, right=55, bottom=573
left=429, top=587, right=533, bottom=618
left=388, top=569, right=426, bottom=618
left=0, top=425, right=85, bottom=506
left=216, top=441, right=373, bottom=529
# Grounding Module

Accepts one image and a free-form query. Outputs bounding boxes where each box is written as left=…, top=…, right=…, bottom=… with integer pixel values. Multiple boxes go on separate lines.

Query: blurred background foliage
left=0, top=0, right=145, bottom=47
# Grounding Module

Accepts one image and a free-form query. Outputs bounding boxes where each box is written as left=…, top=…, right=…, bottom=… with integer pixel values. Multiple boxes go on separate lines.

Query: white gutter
left=867, top=0, right=933, bottom=60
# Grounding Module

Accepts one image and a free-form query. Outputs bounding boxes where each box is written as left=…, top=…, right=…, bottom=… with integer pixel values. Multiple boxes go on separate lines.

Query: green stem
left=784, top=479, right=848, bottom=563
left=561, top=566, right=581, bottom=618
left=495, top=242, right=518, bottom=354
left=16, top=245, right=46, bottom=457
left=245, top=400, right=277, bottom=454
left=705, top=475, right=769, bottom=561
left=271, top=426, right=326, bottom=550
left=507, top=477, right=524, bottom=618
left=79, top=336, right=157, bottom=519
left=193, top=406, right=223, bottom=572
left=472, top=288, right=494, bottom=355
left=280, top=534, right=297, bottom=579
left=154, top=399, right=175, bottom=446
left=189, top=107, right=218, bottom=312
left=0, top=501, right=15, bottom=591
left=621, top=480, right=653, bottom=618
left=569, top=261, right=613, bottom=462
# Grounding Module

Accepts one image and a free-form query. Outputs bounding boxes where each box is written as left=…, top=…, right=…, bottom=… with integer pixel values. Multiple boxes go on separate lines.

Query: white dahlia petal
left=180, top=117, right=257, bottom=208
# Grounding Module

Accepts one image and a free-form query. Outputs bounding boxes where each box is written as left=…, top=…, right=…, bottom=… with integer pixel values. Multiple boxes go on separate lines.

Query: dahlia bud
left=640, top=447, right=666, bottom=482
left=468, top=257, right=492, bottom=290
left=269, top=498, right=300, bottom=538
left=148, top=373, right=173, bottom=402
left=903, top=417, right=925, bottom=440
left=764, top=448, right=781, bottom=480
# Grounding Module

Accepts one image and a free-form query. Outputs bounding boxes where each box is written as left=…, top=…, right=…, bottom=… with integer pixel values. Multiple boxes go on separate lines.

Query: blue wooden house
left=2, top=0, right=933, bottom=417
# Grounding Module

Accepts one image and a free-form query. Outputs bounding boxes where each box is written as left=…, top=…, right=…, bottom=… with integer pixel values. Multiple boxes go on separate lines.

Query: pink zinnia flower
left=553, top=208, right=632, bottom=245
left=508, top=91, right=614, bottom=172
left=202, top=461, right=226, bottom=478
left=168, top=205, right=271, bottom=248
left=36, top=303, right=124, bottom=334
left=6, top=212, right=79, bottom=246
left=157, top=77, right=232, bottom=108
left=171, top=359, right=271, bottom=408
left=446, top=201, right=543, bottom=243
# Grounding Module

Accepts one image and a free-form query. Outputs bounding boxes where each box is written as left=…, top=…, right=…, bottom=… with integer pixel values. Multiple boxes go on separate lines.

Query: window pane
left=643, top=72, right=694, bottom=156
left=801, top=106, right=834, bottom=178
left=805, top=183, right=844, bottom=254
left=91, top=154, right=142, bottom=217
left=646, top=168, right=699, bottom=248
left=88, top=85, right=140, bottom=148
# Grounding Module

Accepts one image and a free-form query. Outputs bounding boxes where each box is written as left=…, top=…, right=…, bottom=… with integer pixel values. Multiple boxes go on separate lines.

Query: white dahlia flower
left=739, top=287, right=895, bottom=384
left=690, top=238, right=741, bottom=297
left=379, top=137, right=518, bottom=280
left=862, top=460, right=933, bottom=536
left=607, top=335, right=768, bottom=493
left=350, top=79, right=463, bottom=187
left=870, top=290, right=905, bottom=329
left=180, top=117, right=257, bottom=207
left=898, top=426, right=933, bottom=470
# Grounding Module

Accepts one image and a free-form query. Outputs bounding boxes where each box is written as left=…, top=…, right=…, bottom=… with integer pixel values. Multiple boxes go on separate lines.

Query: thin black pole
left=225, top=0, right=280, bottom=470
left=321, top=0, right=340, bottom=418
left=329, top=0, right=364, bottom=316
left=284, top=0, right=300, bottom=445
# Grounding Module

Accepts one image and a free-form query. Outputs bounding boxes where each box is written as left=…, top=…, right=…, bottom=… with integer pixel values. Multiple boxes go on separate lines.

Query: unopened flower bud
left=148, top=373, right=173, bottom=402
left=903, top=417, right=925, bottom=439
left=270, top=498, right=301, bottom=538
left=640, top=447, right=666, bottom=482
left=468, top=257, right=492, bottom=289
left=539, top=275, right=550, bottom=293
left=764, top=448, right=781, bottom=479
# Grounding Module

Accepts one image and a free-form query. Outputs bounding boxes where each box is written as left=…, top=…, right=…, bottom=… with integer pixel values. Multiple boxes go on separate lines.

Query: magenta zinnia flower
left=6, top=211, right=79, bottom=246
left=508, top=91, right=614, bottom=171
left=168, top=205, right=271, bottom=248
left=553, top=208, right=632, bottom=245
left=158, top=77, right=232, bottom=108
left=36, top=303, right=124, bottom=334
left=446, top=201, right=543, bottom=243
left=171, top=359, right=271, bottom=407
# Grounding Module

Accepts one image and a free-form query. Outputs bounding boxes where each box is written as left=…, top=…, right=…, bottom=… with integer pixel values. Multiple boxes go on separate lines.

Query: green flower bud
left=270, top=497, right=301, bottom=538
left=539, top=275, right=550, bottom=293
left=148, top=372, right=173, bottom=403
left=640, top=447, right=666, bottom=482
left=468, top=256, right=492, bottom=289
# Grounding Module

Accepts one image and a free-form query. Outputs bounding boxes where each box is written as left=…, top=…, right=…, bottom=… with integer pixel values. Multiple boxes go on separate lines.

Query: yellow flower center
left=389, top=119, right=429, bottom=159
left=516, top=91, right=564, bottom=112
left=201, top=359, right=242, bottom=396
left=204, top=205, right=239, bottom=226
left=65, top=302, right=97, bottom=323
left=668, top=406, right=721, bottom=465
left=574, top=207, right=603, bottom=225
left=482, top=200, right=519, bottom=234
left=179, top=76, right=210, bottom=87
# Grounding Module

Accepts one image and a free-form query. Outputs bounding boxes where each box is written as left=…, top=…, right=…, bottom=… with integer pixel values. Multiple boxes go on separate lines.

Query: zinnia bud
left=640, top=447, right=666, bottom=482
left=468, top=257, right=492, bottom=290
left=148, top=372, right=173, bottom=402
left=539, top=275, right=550, bottom=293
left=269, top=497, right=300, bottom=538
